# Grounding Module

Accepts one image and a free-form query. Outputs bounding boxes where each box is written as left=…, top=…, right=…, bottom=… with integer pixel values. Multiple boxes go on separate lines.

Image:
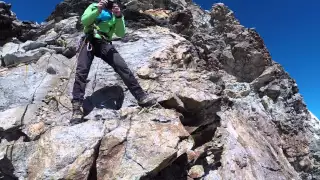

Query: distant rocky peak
left=311, top=111, right=319, bottom=121
left=0, top=1, right=39, bottom=45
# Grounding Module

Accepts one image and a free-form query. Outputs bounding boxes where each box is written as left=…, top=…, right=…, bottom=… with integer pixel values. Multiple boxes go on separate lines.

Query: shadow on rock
left=144, top=154, right=189, bottom=180
left=0, top=127, right=30, bottom=143
left=0, top=156, right=18, bottom=180
left=83, top=85, right=124, bottom=116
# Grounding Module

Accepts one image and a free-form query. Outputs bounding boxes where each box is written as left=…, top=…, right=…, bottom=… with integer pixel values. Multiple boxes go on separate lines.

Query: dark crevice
left=262, top=165, right=281, bottom=172
left=143, top=153, right=189, bottom=180
left=198, top=148, right=223, bottom=173
left=191, top=116, right=221, bottom=150
left=87, top=140, right=102, bottom=180
left=152, top=96, right=224, bottom=179
left=174, top=136, right=192, bottom=150
left=20, top=104, right=29, bottom=129
left=0, top=156, right=18, bottom=180
left=143, top=115, right=223, bottom=179
left=159, top=97, right=222, bottom=128
left=191, top=127, right=223, bottom=175
left=143, top=152, right=180, bottom=179
left=128, top=155, right=146, bottom=171
left=1, top=55, right=5, bottom=67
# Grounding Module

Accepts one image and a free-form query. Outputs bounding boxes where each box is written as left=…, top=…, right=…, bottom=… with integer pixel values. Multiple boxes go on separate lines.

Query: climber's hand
left=98, top=0, right=108, bottom=12
left=112, top=4, right=122, bottom=17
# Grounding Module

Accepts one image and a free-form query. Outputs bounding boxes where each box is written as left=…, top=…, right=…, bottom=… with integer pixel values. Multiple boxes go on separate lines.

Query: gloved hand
left=98, top=0, right=108, bottom=12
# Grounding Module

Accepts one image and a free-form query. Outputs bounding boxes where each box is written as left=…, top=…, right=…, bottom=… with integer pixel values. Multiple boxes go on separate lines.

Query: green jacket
left=81, top=3, right=126, bottom=40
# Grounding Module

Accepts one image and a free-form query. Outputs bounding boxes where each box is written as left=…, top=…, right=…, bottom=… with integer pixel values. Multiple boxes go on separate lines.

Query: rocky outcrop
left=0, top=1, right=319, bottom=180
left=0, top=1, right=39, bottom=45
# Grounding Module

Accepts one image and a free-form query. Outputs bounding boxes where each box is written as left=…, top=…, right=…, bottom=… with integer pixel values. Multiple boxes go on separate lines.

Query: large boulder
left=7, top=120, right=104, bottom=179
left=0, top=41, right=53, bottom=66
left=94, top=107, right=190, bottom=179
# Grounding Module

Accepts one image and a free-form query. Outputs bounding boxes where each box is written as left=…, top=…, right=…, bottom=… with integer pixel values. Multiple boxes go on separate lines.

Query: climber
left=71, top=0, right=156, bottom=120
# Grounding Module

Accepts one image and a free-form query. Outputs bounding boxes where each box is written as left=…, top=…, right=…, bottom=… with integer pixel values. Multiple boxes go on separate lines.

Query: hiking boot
left=138, top=94, right=157, bottom=107
left=71, top=100, right=84, bottom=121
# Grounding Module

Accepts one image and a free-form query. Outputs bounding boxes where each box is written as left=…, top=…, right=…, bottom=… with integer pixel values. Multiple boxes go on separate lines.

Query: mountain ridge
left=0, top=0, right=319, bottom=179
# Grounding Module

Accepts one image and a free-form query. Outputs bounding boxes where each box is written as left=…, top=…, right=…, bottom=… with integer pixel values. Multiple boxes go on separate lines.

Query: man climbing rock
left=71, top=0, right=156, bottom=120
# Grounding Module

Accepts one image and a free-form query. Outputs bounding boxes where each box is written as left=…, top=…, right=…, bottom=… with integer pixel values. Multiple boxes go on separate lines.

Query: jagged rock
left=11, top=20, right=40, bottom=41
left=251, top=64, right=284, bottom=90
left=46, top=0, right=191, bottom=29
left=60, top=32, right=83, bottom=58
left=0, top=53, right=74, bottom=112
left=11, top=121, right=104, bottom=179
left=224, top=82, right=251, bottom=98
left=20, top=40, right=47, bottom=51
left=167, top=2, right=211, bottom=39
left=169, top=9, right=194, bottom=38
left=35, top=53, right=74, bottom=77
left=123, top=9, right=161, bottom=29
left=47, top=45, right=66, bottom=54
left=0, top=106, right=26, bottom=131
left=263, top=84, right=281, bottom=100
left=83, top=27, right=190, bottom=102
left=0, top=42, right=19, bottom=57
left=217, top=97, right=302, bottom=180
left=1, top=42, right=55, bottom=66
left=37, top=29, right=59, bottom=45
left=136, top=66, right=157, bottom=79
left=54, top=16, right=79, bottom=35
left=46, top=0, right=94, bottom=21
left=143, top=9, right=171, bottom=20
left=204, top=170, right=221, bottom=180
left=123, top=0, right=189, bottom=11
left=95, top=107, right=190, bottom=179
left=0, top=1, right=39, bottom=44
left=188, top=165, right=205, bottom=178
left=209, top=3, right=272, bottom=82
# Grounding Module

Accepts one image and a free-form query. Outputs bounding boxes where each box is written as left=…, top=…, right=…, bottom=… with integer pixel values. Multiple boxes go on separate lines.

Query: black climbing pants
left=72, top=38, right=145, bottom=102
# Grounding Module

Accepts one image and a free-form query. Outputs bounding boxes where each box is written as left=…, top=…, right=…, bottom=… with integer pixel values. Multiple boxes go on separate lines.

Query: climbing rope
left=24, top=64, right=28, bottom=84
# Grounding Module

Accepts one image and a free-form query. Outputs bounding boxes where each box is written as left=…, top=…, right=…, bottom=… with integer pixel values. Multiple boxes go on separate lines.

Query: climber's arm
left=114, top=16, right=126, bottom=37
left=81, top=3, right=100, bottom=27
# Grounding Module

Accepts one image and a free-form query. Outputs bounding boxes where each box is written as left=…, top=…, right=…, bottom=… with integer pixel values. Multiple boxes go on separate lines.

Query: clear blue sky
left=5, top=0, right=320, bottom=118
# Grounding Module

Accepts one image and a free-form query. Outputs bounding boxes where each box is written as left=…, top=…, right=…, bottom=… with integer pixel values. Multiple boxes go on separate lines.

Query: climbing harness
left=87, top=42, right=93, bottom=51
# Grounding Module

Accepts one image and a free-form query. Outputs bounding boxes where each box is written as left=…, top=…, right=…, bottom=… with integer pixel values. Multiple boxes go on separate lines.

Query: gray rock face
left=0, top=1, right=319, bottom=180
left=0, top=52, right=74, bottom=111
left=20, top=40, right=47, bottom=51
left=54, top=16, right=79, bottom=35
left=207, top=3, right=273, bottom=82
left=0, top=41, right=55, bottom=66
left=94, top=107, right=189, bottom=179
